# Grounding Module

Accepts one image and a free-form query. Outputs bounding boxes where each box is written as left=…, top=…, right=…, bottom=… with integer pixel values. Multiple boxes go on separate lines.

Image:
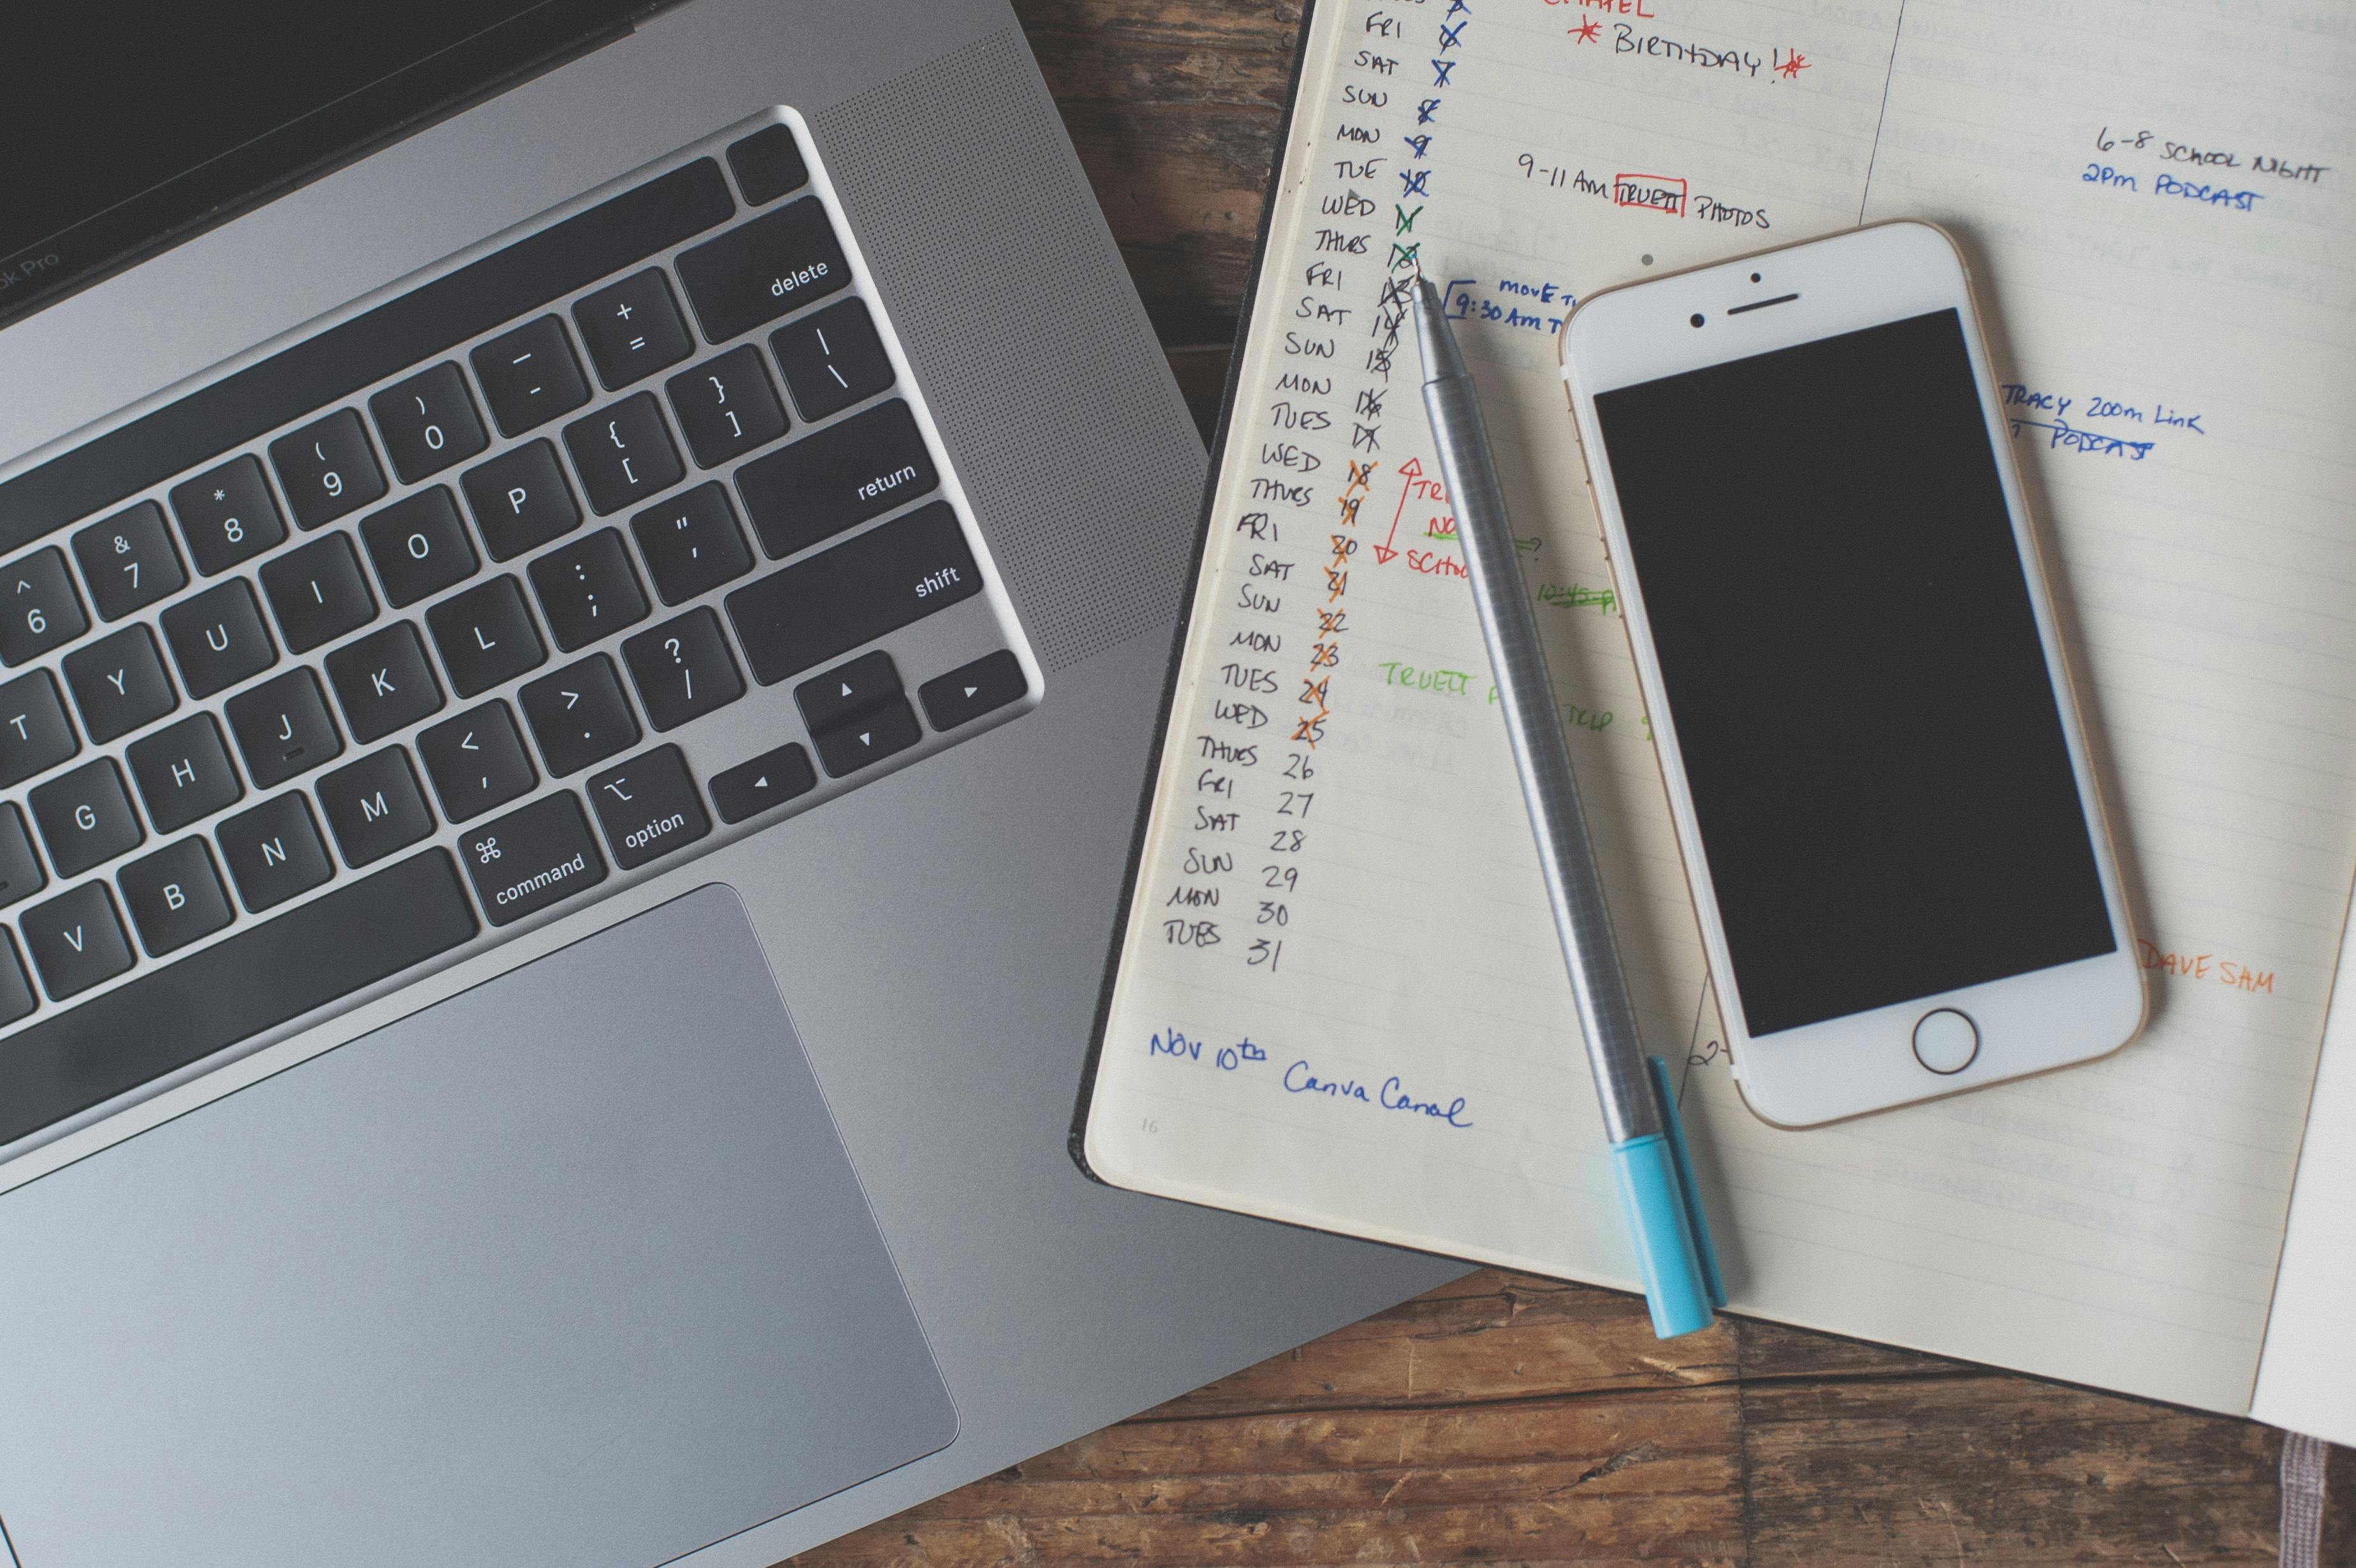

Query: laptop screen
left=0, top=0, right=649, bottom=328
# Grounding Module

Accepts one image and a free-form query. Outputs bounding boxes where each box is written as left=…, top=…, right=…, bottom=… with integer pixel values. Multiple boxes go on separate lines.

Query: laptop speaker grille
left=816, top=30, right=1204, bottom=673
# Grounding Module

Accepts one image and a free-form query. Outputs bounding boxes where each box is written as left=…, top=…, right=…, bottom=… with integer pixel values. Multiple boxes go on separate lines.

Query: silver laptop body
left=0, top=2, right=1458, bottom=1562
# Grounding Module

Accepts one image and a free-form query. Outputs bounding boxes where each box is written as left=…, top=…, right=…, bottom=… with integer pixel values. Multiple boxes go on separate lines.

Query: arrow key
left=812, top=696, right=919, bottom=779
left=794, top=648, right=898, bottom=733
left=918, top=650, right=1027, bottom=731
left=708, top=742, right=816, bottom=824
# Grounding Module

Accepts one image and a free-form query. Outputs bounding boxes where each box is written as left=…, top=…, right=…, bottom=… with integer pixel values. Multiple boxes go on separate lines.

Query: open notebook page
left=2253, top=879, right=2356, bottom=1445
left=1088, top=0, right=2355, bottom=1415
left=1672, top=0, right=2356, bottom=1414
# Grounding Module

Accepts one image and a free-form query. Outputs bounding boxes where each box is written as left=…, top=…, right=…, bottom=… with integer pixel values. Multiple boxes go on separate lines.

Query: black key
left=707, top=742, right=817, bottom=824
left=325, top=621, right=444, bottom=743
left=268, top=409, right=386, bottom=529
left=261, top=532, right=377, bottom=652
left=796, top=649, right=900, bottom=733
left=31, top=758, right=143, bottom=877
left=458, top=791, right=606, bottom=927
left=770, top=298, right=896, bottom=423
left=119, top=837, right=235, bottom=957
left=224, top=668, right=343, bottom=788
left=919, top=649, right=1029, bottom=731
left=631, top=482, right=753, bottom=604
left=675, top=197, right=851, bottom=343
left=735, top=399, right=937, bottom=559
left=0, top=670, right=78, bottom=788
left=0, top=930, right=33, bottom=1027
left=0, top=159, right=731, bottom=562
left=667, top=346, right=788, bottom=469
left=0, top=803, right=48, bottom=912
left=461, top=439, right=581, bottom=561
left=361, top=487, right=478, bottom=606
left=812, top=696, right=921, bottom=778
left=520, top=656, right=640, bottom=777
left=62, top=625, right=177, bottom=744
left=527, top=529, right=648, bottom=651
left=726, top=502, right=982, bottom=685
left=159, top=578, right=277, bottom=698
left=0, top=847, right=476, bottom=1142
left=562, top=393, right=684, bottom=516
left=217, top=792, right=335, bottom=912
left=22, top=882, right=135, bottom=1001
left=71, top=502, right=186, bottom=621
left=587, top=744, right=710, bottom=869
left=726, top=124, right=810, bottom=205
left=418, top=701, right=537, bottom=823
left=0, top=546, right=89, bottom=665
left=126, top=714, right=244, bottom=833
left=621, top=608, right=743, bottom=731
left=472, top=315, right=591, bottom=437
left=425, top=575, right=545, bottom=696
left=169, top=455, right=286, bottom=576
left=318, top=747, right=437, bottom=868
left=369, top=362, right=488, bottom=483
left=574, top=268, right=694, bottom=390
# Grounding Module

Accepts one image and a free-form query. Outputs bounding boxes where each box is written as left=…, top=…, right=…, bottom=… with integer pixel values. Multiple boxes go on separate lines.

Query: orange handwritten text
left=2137, top=939, right=2274, bottom=993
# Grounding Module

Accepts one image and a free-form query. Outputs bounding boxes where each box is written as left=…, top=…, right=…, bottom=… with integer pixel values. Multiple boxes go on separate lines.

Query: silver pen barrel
left=1412, top=277, right=1660, bottom=1147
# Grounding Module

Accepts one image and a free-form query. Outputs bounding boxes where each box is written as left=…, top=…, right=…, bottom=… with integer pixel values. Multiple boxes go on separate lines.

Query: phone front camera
left=1690, top=313, right=1705, bottom=328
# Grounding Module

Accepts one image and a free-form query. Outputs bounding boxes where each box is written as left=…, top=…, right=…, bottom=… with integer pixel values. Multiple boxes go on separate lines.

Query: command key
left=459, top=791, right=608, bottom=925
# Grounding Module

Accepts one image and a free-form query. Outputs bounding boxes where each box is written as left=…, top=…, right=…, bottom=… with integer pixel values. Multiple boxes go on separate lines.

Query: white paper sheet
left=2255, top=881, right=2356, bottom=1443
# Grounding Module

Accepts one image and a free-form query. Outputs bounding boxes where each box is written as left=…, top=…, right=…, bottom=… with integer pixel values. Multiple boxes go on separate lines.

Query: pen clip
left=1647, top=1053, right=1727, bottom=1311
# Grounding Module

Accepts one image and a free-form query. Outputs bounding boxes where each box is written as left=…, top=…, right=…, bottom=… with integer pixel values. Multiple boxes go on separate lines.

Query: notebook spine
left=1069, top=0, right=1327, bottom=1182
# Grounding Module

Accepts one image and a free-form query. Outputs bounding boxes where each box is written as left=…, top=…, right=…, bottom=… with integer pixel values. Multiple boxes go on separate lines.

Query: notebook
left=1074, top=0, right=2356, bottom=1437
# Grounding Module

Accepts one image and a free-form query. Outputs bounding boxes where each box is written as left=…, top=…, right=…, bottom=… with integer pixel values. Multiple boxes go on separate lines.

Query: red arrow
left=1373, top=457, right=1419, bottom=564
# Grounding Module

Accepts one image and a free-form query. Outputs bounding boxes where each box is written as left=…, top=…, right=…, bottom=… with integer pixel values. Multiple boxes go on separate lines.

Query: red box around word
left=1612, top=173, right=1688, bottom=216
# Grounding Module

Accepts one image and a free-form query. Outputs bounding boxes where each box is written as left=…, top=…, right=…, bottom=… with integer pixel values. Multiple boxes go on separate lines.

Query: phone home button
left=1911, top=1008, right=1980, bottom=1074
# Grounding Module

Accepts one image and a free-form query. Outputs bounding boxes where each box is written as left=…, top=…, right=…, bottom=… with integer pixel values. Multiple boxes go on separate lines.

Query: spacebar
left=0, top=850, right=478, bottom=1148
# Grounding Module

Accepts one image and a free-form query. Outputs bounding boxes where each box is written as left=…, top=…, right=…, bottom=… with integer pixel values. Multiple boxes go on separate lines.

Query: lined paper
left=1089, top=0, right=2355, bottom=1414
left=2253, top=881, right=2356, bottom=1444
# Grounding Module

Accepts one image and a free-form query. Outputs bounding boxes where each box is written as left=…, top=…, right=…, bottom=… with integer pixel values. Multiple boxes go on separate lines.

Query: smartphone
left=1560, top=220, right=2144, bottom=1126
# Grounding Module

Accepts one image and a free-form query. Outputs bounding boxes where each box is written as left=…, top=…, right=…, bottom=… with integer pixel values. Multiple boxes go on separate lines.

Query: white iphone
left=1561, top=220, right=2144, bottom=1127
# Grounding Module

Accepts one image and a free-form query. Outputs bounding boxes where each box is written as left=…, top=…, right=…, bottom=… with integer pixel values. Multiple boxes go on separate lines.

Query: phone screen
left=1593, top=307, right=2116, bottom=1037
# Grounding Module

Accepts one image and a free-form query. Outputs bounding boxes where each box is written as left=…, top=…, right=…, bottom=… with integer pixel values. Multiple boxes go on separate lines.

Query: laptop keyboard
left=0, top=114, right=1034, bottom=1149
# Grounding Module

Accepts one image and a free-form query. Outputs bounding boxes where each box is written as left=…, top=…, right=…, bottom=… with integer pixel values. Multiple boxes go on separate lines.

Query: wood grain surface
left=798, top=4, right=2351, bottom=1562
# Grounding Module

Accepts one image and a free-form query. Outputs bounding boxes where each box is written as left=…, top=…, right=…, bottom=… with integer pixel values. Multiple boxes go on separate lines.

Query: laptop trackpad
left=0, top=884, right=955, bottom=1568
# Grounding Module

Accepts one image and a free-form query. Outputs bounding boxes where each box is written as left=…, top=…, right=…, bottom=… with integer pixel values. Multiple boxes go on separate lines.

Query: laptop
left=0, top=3, right=1459, bottom=1562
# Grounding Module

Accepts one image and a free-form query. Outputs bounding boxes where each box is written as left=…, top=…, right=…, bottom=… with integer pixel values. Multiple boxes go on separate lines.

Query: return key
left=735, top=399, right=937, bottom=559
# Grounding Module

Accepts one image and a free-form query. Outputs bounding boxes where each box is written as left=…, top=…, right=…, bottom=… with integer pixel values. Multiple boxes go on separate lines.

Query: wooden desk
left=798, top=6, right=2351, bottom=1562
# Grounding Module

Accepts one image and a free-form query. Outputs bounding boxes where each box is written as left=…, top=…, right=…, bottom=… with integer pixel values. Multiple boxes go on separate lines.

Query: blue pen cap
left=1606, top=1056, right=1725, bottom=1338
left=1648, top=1053, right=1726, bottom=1309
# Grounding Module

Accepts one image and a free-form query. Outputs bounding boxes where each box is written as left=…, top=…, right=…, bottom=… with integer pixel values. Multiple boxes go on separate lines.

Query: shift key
left=458, top=791, right=608, bottom=926
left=725, top=501, right=981, bottom=686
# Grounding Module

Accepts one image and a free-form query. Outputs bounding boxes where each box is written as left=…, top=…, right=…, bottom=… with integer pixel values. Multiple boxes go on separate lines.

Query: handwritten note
left=1090, top=0, right=2355, bottom=1417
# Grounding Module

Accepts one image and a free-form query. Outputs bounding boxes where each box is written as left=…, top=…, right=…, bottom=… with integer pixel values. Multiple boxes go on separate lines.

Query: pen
left=1411, top=274, right=1725, bottom=1339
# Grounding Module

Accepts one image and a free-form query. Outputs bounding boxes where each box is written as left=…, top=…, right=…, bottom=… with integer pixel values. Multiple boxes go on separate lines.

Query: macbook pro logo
left=0, top=251, right=64, bottom=292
